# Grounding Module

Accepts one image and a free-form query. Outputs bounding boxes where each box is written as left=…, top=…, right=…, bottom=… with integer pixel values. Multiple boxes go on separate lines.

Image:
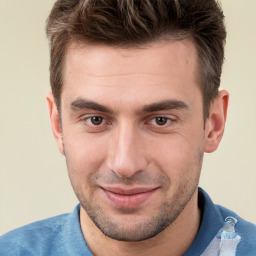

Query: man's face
left=56, top=40, right=209, bottom=241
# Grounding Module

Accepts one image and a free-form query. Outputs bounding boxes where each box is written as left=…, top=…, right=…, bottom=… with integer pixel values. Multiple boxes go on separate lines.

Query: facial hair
left=66, top=148, right=203, bottom=242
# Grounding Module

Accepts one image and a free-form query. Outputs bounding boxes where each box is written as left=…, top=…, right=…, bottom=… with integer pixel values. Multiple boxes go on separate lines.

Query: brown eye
left=90, top=116, right=104, bottom=125
left=154, top=117, right=169, bottom=126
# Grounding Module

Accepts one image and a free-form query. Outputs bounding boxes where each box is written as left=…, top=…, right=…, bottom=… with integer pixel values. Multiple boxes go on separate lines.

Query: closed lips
left=101, top=187, right=159, bottom=208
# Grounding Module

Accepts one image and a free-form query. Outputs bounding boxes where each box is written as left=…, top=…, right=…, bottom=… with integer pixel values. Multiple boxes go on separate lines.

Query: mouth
left=100, top=186, right=159, bottom=209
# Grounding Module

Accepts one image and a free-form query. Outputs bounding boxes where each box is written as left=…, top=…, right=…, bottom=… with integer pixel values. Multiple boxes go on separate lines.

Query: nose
left=106, top=122, right=148, bottom=178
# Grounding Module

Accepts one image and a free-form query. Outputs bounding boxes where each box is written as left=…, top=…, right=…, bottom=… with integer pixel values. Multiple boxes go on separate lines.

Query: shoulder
left=0, top=213, right=70, bottom=256
left=0, top=205, right=93, bottom=256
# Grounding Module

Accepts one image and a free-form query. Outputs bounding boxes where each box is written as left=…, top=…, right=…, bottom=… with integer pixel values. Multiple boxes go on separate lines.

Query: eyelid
left=145, top=115, right=177, bottom=130
left=149, top=117, right=172, bottom=125
left=146, top=114, right=176, bottom=121
left=79, top=112, right=107, bottom=119
left=80, top=113, right=116, bottom=132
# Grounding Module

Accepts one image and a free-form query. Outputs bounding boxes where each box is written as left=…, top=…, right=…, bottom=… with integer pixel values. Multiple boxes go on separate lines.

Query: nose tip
left=111, top=158, right=146, bottom=179
left=108, top=145, right=148, bottom=179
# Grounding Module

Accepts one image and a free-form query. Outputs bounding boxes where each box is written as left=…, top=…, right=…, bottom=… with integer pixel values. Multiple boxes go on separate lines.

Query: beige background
left=0, top=0, right=255, bottom=234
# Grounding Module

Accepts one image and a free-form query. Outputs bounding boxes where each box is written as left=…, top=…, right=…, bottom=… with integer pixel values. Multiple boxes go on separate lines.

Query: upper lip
left=100, top=186, right=158, bottom=195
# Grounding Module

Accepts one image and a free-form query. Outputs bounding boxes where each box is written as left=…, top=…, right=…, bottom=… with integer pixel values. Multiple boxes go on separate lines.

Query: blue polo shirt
left=1, top=188, right=256, bottom=255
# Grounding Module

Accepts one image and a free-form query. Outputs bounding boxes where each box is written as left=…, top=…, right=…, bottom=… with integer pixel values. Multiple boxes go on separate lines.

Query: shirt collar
left=184, top=187, right=224, bottom=255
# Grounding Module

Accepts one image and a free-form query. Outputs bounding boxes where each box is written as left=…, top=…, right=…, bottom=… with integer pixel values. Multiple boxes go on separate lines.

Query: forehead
left=61, top=39, right=201, bottom=110
left=64, top=39, right=198, bottom=79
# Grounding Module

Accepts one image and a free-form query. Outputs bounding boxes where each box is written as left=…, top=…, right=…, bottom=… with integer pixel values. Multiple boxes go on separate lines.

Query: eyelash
left=147, top=117, right=173, bottom=127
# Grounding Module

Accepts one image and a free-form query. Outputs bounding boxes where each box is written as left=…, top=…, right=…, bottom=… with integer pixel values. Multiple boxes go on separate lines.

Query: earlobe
left=46, top=93, right=64, bottom=155
left=204, top=90, right=229, bottom=153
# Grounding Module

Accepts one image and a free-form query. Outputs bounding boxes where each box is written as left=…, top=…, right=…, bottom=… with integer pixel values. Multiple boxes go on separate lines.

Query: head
left=46, top=0, right=228, bottom=243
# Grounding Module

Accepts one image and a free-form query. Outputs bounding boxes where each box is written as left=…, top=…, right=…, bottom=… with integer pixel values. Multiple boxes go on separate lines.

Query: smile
left=101, top=187, right=159, bottom=208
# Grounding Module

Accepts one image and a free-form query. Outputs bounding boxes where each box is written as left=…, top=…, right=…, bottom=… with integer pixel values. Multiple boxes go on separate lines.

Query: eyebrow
left=139, top=99, right=189, bottom=114
left=70, top=98, right=189, bottom=114
left=71, top=98, right=114, bottom=113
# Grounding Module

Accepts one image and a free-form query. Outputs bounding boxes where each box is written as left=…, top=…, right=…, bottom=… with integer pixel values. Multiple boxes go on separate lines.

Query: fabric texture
left=1, top=188, right=255, bottom=256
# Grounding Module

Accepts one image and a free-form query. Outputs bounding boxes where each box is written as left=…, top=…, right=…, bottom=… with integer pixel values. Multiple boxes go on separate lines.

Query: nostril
left=110, top=169, right=145, bottom=184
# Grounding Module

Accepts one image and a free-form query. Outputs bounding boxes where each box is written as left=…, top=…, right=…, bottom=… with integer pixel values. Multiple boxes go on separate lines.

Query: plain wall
left=0, top=0, right=255, bottom=234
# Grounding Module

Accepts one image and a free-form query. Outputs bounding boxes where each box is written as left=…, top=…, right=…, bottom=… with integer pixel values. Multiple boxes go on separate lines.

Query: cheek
left=63, top=131, right=108, bottom=178
left=148, top=132, right=204, bottom=180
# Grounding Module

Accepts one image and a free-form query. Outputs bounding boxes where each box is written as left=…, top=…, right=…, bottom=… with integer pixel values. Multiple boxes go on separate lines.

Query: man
left=0, top=0, right=255, bottom=255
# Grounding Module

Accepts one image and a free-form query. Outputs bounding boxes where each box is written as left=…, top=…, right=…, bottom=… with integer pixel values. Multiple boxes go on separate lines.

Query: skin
left=47, top=39, right=228, bottom=256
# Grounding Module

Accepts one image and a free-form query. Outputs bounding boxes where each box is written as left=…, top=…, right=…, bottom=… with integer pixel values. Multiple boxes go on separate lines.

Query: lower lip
left=103, top=189, right=157, bottom=208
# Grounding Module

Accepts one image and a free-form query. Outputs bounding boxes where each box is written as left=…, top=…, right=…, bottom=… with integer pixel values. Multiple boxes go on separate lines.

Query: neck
left=80, top=190, right=201, bottom=256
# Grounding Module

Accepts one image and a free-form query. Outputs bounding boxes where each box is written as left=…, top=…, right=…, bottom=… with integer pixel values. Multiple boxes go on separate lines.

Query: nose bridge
left=107, top=120, right=147, bottom=178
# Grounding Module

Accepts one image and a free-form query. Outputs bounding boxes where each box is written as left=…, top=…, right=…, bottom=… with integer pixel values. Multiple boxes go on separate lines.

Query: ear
left=46, top=93, right=64, bottom=155
left=204, top=90, right=229, bottom=153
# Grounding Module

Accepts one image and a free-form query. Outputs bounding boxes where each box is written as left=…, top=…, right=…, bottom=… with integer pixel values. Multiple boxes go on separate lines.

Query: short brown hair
left=46, top=0, right=226, bottom=119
